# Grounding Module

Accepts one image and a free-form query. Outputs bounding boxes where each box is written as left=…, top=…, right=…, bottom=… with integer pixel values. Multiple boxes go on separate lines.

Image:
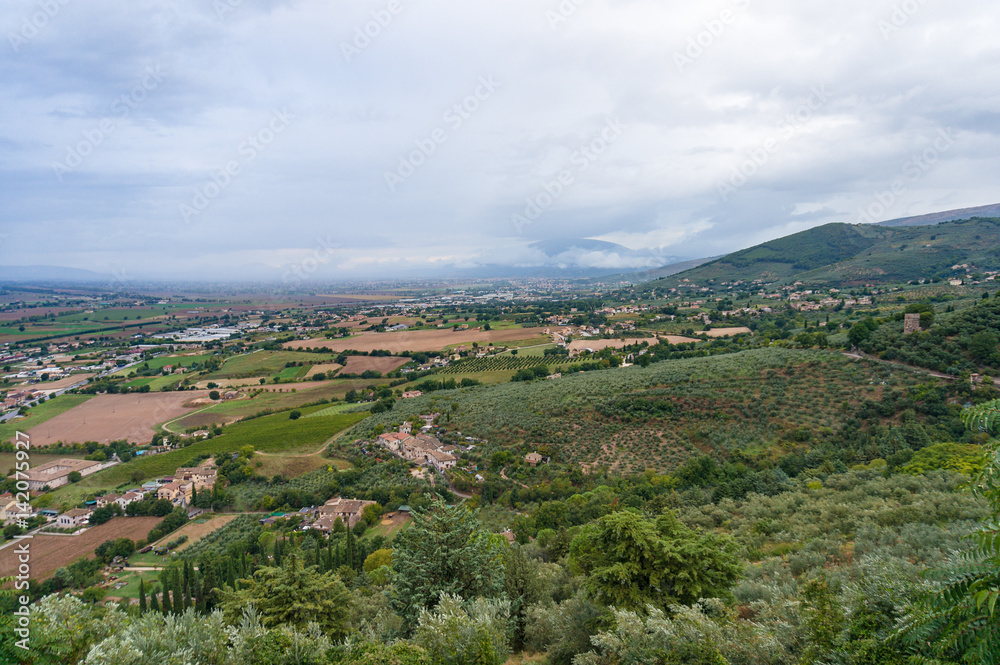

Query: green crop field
left=40, top=408, right=369, bottom=507
left=0, top=394, right=93, bottom=444
left=123, top=375, right=185, bottom=391
left=167, top=381, right=389, bottom=429
left=304, top=402, right=370, bottom=418
left=201, top=350, right=325, bottom=380
left=116, top=354, right=212, bottom=376
left=276, top=365, right=308, bottom=380
left=107, top=569, right=163, bottom=600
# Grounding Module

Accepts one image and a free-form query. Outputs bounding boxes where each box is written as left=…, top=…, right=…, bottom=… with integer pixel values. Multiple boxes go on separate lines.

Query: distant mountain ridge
left=0, top=265, right=112, bottom=283
left=876, top=203, right=1000, bottom=227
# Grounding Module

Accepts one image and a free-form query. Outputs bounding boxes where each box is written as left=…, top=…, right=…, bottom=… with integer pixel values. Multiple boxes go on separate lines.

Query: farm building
left=0, top=494, right=22, bottom=524
left=95, top=493, right=122, bottom=508
left=116, top=491, right=143, bottom=509
left=56, top=508, right=93, bottom=528
left=173, top=465, right=217, bottom=489
left=17, top=458, right=104, bottom=491
left=157, top=481, right=193, bottom=505
left=315, top=497, right=377, bottom=530
left=425, top=449, right=457, bottom=471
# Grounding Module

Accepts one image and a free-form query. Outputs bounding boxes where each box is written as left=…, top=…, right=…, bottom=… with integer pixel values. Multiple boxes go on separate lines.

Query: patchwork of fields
left=285, top=327, right=549, bottom=353
left=0, top=517, right=164, bottom=581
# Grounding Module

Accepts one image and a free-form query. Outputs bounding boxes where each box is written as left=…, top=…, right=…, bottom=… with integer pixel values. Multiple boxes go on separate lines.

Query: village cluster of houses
left=257, top=497, right=382, bottom=534
left=374, top=417, right=462, bottom=472
left=1, top=459, right=218, bottom=532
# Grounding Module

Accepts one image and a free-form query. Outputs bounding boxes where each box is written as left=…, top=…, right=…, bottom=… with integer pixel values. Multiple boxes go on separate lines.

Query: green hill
left=641, top=217, right=1000, bottom=290
left=857, top=293, right=1000, bottom=374
left=348, top=347, right=967, bottom=475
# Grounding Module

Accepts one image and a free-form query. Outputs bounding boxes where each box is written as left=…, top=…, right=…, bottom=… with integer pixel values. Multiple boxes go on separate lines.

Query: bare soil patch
left=0, top=517, right=163, bottom=580
left=30, top=374, right=95, bottom=392
left=566, top=337, right=652, bottom=353
left=149, top=514, right=238, bottom=553
left=703, top=327, right=753, bottom=337
left=287, top=327, right=548, bottom=353
left=338, top=356, right=409, bottom=375
left=26, top=392, right=210, bottom=446
left=656, top=335, right=700, bottom=344
left=305, top=363, right=342, bottom=378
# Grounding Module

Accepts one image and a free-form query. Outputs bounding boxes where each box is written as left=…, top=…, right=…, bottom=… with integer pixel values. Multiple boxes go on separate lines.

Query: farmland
left=702, top=326, right=753, bottom=337
left=337, top=355, right=410, bottom=375
left=0, top=393, right=93, bottom=444
left=42, top=407, right=369, bottom=502
left=304, top=363, right=342, bottom=378
left=24, top=392, right=210, bottom=446
left=437, top=354, right=582, bottom=374
left=147, top=513, right=240, bottom=553
left=0, top=451, right=88, bottom=476
left=167, top=381, right=383, bottom=429
left=564, top=337, right=654, bottom=353
left=0, top=517, right=164, bottom=581
left=28, top=373, right=95, bottom=392
left=284, top=326, right=549, bottom=353
left=201, top=350, right=325, bottom=380
left=113, top=353, right=212, bottom=376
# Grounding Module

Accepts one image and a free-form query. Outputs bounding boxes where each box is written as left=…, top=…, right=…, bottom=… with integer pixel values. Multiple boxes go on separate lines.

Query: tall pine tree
left=138, top=578, right=147, bottom=613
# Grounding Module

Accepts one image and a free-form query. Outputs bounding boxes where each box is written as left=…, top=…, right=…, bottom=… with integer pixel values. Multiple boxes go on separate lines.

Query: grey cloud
left=1, top=0, right=998, bottom=279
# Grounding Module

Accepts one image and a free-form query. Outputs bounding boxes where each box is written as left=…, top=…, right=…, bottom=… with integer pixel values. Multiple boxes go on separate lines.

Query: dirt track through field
left=0, top=517, right=163, bottom=580
left=26, top=392, right=209, bottom=445
left=286, top=327, right=548, bottom=353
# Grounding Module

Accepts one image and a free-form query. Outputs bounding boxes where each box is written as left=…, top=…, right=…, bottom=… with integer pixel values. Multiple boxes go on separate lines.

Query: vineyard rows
left=437, top=354, right=579, bottom=374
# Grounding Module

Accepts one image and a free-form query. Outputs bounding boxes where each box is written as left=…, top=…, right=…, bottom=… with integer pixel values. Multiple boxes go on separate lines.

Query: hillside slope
left=640, top=217, right=1000, bottom=290
left=858, top=293, right=1000, bottom=374
left=351, top=347, right=962, bottom=474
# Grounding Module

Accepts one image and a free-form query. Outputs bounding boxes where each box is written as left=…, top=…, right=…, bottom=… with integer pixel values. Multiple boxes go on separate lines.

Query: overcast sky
left=1, top=0, right=998, bottom=281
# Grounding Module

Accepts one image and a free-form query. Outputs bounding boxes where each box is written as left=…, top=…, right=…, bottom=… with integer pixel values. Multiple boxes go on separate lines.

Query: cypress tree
left=274, top=537, right=283, bottom=567
left=346, top=525, right=355, bottom=569
left=201, top=560, right=217, bottom=611
left=173, top=567, right=184, bottom=611
left=226, top=558, right=237, bottom=589
left=194, top=576, right=204, bottom=613
left=138, top=578, right=147, bottom=613
left=314, top=537, right=322, bottom=568
left=163, top=588, right=173, bottom=614
left=151, top=593, right=161, bottom=613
